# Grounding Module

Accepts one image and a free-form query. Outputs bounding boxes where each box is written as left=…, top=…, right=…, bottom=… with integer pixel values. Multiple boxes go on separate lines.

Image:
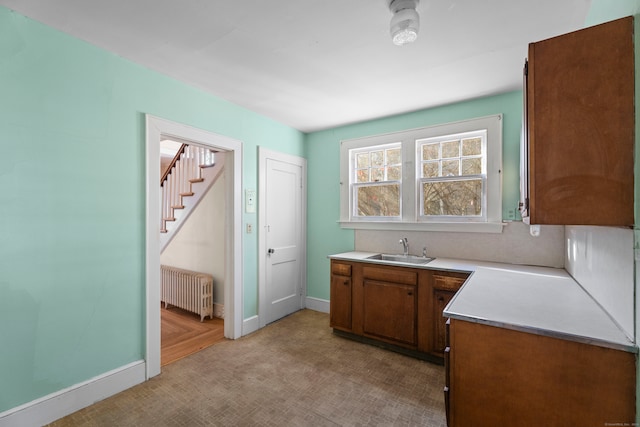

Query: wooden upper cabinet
left=524, top=16, right=634, bottom=226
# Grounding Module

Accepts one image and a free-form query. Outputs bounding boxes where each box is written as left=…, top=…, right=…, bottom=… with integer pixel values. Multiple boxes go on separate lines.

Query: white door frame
left=258, top=147, right=307, bottom=328
left=145, top=115, right=243, bottom=379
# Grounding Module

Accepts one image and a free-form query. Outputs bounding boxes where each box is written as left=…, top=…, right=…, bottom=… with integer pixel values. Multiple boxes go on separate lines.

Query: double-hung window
left=351, top=143, right=402, bottom=220
left=339, top=115, right=502, bottom=232
left=418, top=130, right=487, bottom=221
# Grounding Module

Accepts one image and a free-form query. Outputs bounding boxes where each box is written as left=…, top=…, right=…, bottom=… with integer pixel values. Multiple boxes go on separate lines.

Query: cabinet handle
left=407, top=291, right=413, bottom=296
left=343, top=280, right=349, bottom=285
left=438, top=296, right=444, bottom=303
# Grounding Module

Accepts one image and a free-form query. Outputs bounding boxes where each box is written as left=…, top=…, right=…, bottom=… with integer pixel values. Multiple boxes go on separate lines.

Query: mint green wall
left=305, top=91, right=523, bottom=300
left=0, top=7, right=304, bottom=412
left=585, top=0, right=640, bottom=26
left=2, top=0, right=637, bottom=418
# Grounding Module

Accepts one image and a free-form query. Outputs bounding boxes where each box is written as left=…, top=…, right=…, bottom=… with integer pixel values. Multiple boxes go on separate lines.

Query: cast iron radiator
left=161, top=265, right=213, bottom=322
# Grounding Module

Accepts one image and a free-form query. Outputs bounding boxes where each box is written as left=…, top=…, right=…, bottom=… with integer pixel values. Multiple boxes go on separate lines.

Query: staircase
left=160, top=144, right=225, bottom=252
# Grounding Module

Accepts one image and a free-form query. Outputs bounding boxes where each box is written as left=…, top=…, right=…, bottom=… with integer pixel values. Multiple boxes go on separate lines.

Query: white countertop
left=445, top=266, right=635, bottom=352
left=329, top=251, right=636, bottom=352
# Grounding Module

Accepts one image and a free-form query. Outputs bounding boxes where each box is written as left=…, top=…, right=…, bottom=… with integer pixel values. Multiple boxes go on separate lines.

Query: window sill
left=338, top=220, right=505, bottom=234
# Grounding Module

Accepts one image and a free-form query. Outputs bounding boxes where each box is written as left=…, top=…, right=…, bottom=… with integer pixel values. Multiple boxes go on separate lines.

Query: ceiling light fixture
left=388, top=0, right=420, bottom=46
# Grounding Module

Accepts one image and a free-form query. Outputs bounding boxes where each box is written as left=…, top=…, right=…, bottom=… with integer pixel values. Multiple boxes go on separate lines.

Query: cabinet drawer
left=445, top=318, right=450, bottom=347
left=331, top=262, right=352, bottom=276
left=444, top=385, right=450, bottom=427
left=433, top=274, right=466, bottom=292
left=363, top=266, right=417, bottom=285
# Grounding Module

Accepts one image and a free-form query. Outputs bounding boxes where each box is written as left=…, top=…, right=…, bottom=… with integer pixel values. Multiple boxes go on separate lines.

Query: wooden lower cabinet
left=446, top=319, right=636, bottom=426
left=329, top=262, right=353, bottom=332
left=329, top=259, right=468, bottom=362
left=429, top=272, right=468, bottom=358
left=362, top=265, right=418, bottom=347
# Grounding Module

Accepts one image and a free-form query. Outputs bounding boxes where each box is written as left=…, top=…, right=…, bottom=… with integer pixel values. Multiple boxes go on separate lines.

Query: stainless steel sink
left=366, top=253, right=434, bottom=265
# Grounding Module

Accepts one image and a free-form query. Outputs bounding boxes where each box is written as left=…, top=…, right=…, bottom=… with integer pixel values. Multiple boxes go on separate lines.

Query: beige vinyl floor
left=49, top=309, right=446, bottom=426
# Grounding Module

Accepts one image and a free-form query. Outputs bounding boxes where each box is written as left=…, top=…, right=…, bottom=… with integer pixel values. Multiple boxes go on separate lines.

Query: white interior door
left=259, top=148, right=306, bottom=326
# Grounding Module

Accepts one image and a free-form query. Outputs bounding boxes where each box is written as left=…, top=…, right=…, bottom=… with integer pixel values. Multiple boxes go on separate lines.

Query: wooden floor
left=161, top=305, right=225, bottom=366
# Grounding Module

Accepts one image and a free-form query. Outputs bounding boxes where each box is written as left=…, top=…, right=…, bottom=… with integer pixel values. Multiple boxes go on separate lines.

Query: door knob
left=268, top=248, right=275, bottom=254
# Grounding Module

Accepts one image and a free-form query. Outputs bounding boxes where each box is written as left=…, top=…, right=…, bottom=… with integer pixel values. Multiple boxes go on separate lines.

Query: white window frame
left=417, top=129, right=487, bottom=222
left=339, top=115, right=503, bottom=233
left=350, top=142, right=402, bottom=221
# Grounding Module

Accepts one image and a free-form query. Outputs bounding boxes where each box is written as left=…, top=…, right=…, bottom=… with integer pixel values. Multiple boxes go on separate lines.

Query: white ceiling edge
left=0, top=0, right=591, bottom=132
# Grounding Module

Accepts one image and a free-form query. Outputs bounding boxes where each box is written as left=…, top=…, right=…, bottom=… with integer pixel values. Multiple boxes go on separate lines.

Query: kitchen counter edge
left=328, top=251, right=637, bottom=353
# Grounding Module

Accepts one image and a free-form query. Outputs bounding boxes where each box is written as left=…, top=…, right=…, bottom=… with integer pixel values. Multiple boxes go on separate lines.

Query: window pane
left=462, top=158, right=481, bottom=175
left=387, top=165, right=401, bottom=180
left=387, top=148, right=401, bottom=165
left=423, top=162, right=439, bottom=178
left=422, top=144, right=439, bottom=161
left=462, top=137, right=482, bottom=156
left=356, top=184, right=400, bottom=217
left=442, top=140, right=460, bottom=158
left=442, top=159, right=460, bottom=176
left=371, top=167, right=384, bottom=182
left=343, top=118, right=495, bottom=225
left=356, top=153, right=369, bottom=169
left=371, top=150, right=384, bottom=167
left=423, top=179, right=482, bottom=216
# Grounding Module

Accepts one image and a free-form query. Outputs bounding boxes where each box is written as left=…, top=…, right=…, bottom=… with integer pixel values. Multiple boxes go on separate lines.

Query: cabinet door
left=444, top=319, right=451, bottom=427
left=526, top=16, right=634, bottom=226
left=330, top=274, right=352, bottom=331
left=433, top=289, right=455, bottom=354
left=330, top=262, right=353, bottom=332
left=448, top=319, right=636, bottom=426
left=363, top=279, right=417, bottom=347
left=430, top=273, right=467, bottom=357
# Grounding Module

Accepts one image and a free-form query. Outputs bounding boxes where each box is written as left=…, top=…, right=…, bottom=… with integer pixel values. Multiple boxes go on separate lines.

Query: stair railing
left=161, top=144, right=215, bottom=232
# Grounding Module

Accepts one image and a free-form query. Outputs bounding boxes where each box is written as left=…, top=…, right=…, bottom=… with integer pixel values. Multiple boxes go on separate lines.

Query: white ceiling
left=0, top=0, right=591, bottom=133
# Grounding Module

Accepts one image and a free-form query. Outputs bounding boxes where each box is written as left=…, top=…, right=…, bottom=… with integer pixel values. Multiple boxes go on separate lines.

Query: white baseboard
left=213, top=303, right=225, bottom=319
left=0, top=360, right=146, bottom=427
left=242, top=315, right=260, bottom=336
left=306, top=297, right=330, bottom=313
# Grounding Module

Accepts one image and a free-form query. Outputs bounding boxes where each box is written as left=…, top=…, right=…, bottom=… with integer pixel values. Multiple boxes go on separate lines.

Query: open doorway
left=160, top=307, right=224, bottom=366
left=158, top=140, right=226, bottom=365
left=145, top=115, right=243, bottom=379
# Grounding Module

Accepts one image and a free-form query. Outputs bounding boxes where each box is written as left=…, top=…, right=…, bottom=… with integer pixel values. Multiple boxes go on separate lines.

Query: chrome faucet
left=399, top=238, right=409, bottom=256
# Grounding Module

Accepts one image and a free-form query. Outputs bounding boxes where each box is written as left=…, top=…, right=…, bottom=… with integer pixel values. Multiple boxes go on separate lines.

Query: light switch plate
left=245, top=189, right=256, bottom=213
